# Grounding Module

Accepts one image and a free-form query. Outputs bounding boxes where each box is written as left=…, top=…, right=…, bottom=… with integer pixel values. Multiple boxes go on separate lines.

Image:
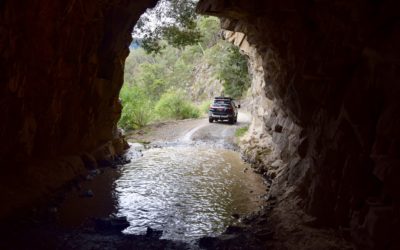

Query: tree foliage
left=135, top=0, right=202, bottom=54
left=218, top=46, right=251, bottom=99
left=119, top=16, right=252, bottom=130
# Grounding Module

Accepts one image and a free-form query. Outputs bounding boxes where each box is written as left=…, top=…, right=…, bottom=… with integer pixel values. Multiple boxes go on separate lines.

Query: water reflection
left=114, top=146, right=266, bottom=241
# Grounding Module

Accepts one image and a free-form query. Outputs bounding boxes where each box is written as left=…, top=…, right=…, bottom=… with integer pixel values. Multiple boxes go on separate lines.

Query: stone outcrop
left=0, top=0, right=157, bottom=219
left=189, top=61, right=224, bottom=101
left=198, top=0, right=400, bottom=249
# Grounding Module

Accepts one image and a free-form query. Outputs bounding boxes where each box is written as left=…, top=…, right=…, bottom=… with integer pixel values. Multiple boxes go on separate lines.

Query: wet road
left=59, top=111, right=267, bottom=242
left=115, top=146, right=266, bottom=241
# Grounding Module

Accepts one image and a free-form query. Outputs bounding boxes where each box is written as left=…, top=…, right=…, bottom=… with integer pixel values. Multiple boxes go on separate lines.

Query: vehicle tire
left=209, top=117, right=213, bottom=123
left=234, top=117, right=237, bottom=123
left=228, top=118, right=234, bottom=124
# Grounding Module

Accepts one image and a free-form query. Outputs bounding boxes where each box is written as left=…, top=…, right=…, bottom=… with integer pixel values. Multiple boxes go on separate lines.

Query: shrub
left=155, top=90, right=200, bottom=120
left=199, top=100, right=212, bottom=114
left=119, top=85, right=153, bottom=129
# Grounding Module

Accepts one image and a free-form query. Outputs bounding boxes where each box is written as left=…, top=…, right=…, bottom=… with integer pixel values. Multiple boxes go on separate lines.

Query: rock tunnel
left=1, top=0, right=399, bottom=249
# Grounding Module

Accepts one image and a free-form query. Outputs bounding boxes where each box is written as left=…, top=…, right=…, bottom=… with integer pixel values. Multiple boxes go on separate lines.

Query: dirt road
left=126, top=111, right=251, bottom=146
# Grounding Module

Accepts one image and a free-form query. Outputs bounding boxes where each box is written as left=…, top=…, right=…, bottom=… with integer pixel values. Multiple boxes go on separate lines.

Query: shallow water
left=58, top=144, right=266, bottom=242
left=115, top=145, right=266, bottom=241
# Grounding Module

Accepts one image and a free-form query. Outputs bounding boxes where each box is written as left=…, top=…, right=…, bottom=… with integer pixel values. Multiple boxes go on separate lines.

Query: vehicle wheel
left=209, top=117, right=213, bottom=123
left=234, top=117, right=237, bottom=123
left=228, top=118, right=234, bottom=124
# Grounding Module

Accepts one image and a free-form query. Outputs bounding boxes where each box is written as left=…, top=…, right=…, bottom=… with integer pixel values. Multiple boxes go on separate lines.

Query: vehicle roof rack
left=214, top=96, right=233, bottom=100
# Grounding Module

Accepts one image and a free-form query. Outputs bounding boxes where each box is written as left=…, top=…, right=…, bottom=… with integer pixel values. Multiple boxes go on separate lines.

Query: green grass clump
left=235, top=126, right=249, bottom=137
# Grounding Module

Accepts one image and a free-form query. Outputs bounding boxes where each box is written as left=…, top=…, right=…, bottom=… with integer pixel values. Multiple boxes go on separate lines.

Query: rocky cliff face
left=198, top=0, right=400, bottom=249
left=189, top=61, right=224, bottom=101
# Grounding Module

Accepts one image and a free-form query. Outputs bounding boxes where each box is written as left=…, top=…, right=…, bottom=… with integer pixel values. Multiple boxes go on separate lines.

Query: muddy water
left=58, top=144, right=266, bottom=242
left=115, top=145, right=266, bottom=241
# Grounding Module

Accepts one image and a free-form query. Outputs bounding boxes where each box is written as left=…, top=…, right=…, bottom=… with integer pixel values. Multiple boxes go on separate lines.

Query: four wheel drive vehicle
left=208, top=97, right=240, bottom=124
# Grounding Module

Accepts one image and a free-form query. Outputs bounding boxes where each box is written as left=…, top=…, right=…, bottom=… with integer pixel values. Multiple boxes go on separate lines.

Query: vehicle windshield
left=213, top=99, right=231, bottom=106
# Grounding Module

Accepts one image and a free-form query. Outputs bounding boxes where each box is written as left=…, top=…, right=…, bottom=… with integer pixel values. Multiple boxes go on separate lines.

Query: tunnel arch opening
left=119, top=0, right=251, bottom=132
left=0, top=0, right=399, bottom=249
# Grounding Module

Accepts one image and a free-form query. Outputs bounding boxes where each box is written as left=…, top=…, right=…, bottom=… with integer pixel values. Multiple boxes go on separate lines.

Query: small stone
left=232, top=213, right=240, bottom=219
left=74, top=183, right=82, bottom=190
left=129, top=142, right=145, bottom=151
left=274, top=125, right=283, bottom=133
left=48, top=206, right=58, bottom=213
left=89, top=169, right=101, bottom=176
left=81, top=153, right=98, bottom=169
left=85, top=174, right=94, bottom=181
left=81, top=189, right=94, bottom=198
left=271, top=159, right=283, bottom=168
left=146, top=227, right=163, bottom=238
left=199, top=236, right=217, bottom=248
left=95, top=216, right=130, bottom=232
left=225, top=225, right=244, bottom=234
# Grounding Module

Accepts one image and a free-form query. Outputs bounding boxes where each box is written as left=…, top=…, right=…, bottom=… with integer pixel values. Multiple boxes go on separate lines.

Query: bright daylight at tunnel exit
left=1, top=0, right=400, bottom=249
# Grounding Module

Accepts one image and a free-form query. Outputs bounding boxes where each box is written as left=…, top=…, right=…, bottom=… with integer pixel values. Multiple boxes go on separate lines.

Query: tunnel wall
left=0, top=0, right=157, bottom=218
left=0, top=0, right=157, bottom=162
left=197, top=0, right=400, bottom=249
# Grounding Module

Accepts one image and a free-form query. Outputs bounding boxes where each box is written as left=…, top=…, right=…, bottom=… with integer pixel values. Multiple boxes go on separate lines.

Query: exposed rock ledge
left=223, top=29, right=347, bottom=250
left=0, top=0, right=157, bottom=220
left=197, top=0, right=400, bottom=249
left=0, top=131, right=128, bottom=220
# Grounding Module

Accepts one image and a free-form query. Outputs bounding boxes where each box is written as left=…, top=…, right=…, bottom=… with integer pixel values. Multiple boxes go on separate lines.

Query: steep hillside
left=120, top=16, right=250, bottom=129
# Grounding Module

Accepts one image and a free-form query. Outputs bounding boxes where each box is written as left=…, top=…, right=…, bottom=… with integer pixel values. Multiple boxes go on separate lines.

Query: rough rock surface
left=198, top=0, right=400, bottom=249
left=189, top=61, right=224, bottom=101
left=0, top=0, right=157, bottom=219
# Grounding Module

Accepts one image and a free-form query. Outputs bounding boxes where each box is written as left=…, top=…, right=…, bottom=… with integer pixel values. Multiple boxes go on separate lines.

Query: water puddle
left=116, top=146, right=266, bottom=241
left=58, top=144, right=267, bottom=242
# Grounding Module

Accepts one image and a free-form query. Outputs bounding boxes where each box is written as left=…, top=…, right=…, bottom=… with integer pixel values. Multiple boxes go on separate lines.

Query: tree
left=218, top=46, right=251, bottom=99
left=134, top=0, right=203, bottom=54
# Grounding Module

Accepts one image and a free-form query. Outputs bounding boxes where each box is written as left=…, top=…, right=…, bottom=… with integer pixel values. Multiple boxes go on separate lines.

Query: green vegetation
left=135, top=0, right=202, bottom=54
left=235, top=126, right=249, bottom=137
left=119, top=85, right=152, bottom=130
left=219, top=46, right=251, bottom=99
left=199, top=100, right=212, bottom=114
left=155, top=91, right=200, bottom=119
left=119, top=13, right=251, bottom=130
